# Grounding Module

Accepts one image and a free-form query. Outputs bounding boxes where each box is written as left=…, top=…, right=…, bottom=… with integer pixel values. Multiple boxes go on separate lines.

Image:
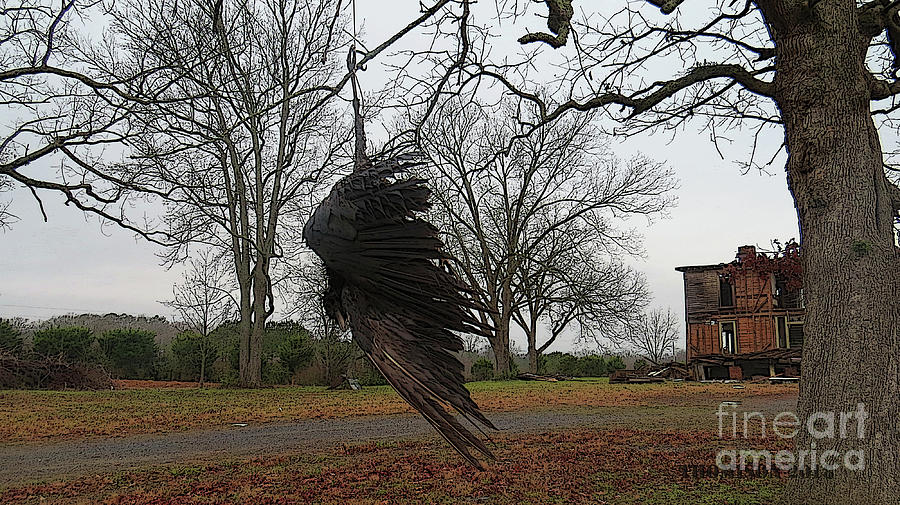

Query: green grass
left=0, top=379, right=795, bottom=443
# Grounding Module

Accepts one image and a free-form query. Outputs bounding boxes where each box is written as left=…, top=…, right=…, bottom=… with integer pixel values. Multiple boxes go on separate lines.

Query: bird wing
left=345, top=285, right=496, bottom=468
left=303, top=159, right=497, bottom=467
left=303, top=160, right=492, bottom=338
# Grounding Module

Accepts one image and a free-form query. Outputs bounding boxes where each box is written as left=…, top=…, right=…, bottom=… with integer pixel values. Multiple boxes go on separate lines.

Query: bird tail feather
left=366, top=347, right=496, bottom=469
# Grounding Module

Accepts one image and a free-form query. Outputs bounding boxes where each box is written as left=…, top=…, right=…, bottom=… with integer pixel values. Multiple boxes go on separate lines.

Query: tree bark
left=767, top=4, right=900, bottom=502
left=491, top=281, right=515, bottom=374
left=246, top=262, right=268, bottom=388
left=490, top=316, right=512, bottom=375
left=237, top=275, right=254, bottom=387
left=527, top=316, right=539, bottom=373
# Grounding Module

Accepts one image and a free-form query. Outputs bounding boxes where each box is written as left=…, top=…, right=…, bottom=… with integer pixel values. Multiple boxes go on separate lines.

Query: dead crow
left=303, top=158, right=497, bottom=468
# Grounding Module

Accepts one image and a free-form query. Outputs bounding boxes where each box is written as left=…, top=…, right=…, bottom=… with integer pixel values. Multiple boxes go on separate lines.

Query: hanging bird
left=303, top=157, right=497, bottom=468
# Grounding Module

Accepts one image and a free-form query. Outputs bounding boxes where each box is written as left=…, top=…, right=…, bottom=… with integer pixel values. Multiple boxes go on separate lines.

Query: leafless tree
left=413, top=97, right=674, bottom=373
left=460, top=332, right=486, bottom=354
left=610, top=307, right=679, bottom=366
left=5, top=0, right=472, bottom=388
left=452, top=1, right=898, bottom=499
left=0, top=178, right=15, bottom=230
left=284, top=260, right=361, bottom=387
left=381, top=0, right=900, bottom=498
left=514, top=241, right=649, bottom=373
left=163, top=249, right=235, bottom=387
left=91, top=0, right=357, bottom=387
left=0, top=1, right=173, bottom=238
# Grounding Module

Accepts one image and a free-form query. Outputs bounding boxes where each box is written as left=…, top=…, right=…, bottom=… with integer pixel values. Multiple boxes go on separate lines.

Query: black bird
left=303, top=158, right=497, bottom=468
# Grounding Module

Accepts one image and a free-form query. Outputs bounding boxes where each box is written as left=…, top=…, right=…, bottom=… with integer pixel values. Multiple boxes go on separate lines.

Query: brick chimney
left=736, top=245, right=756, bottom=263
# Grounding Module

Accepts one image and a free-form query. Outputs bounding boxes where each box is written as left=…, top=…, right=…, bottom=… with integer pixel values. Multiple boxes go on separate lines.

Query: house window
left=775, top=275, right=803, bottom=309
left=719, top=275, right=735, bottom=307
left=775, top=316, right=788, bottom=348
left=788, top=323, right=804, bottom=348
left=720, top=321, right=737, bottom=354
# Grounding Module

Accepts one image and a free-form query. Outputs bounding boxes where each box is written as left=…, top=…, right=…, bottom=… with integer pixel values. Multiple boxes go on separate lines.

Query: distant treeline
left=0, top=318, right=386, bottom=387
left=1, top=318, right=635, bottom=387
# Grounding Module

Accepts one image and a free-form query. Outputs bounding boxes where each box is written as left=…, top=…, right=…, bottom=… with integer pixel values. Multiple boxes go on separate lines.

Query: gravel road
left=0, top=395, right=796, bottom=487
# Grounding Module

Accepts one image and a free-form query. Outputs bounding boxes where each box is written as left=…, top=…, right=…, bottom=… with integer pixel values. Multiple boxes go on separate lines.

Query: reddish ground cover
left=0, top=428, right=790, bottom=505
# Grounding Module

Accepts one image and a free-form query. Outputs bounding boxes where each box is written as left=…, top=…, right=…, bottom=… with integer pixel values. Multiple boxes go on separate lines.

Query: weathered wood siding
left=681, top=260, right=804, bottom=361
left=683, top=270, right=719, bottom=320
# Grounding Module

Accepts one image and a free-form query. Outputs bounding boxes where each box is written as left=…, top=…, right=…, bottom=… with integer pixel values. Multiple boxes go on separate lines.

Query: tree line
left=2, top=317, right=638, bottom=385
left=0, top=318, right=389, bottom=387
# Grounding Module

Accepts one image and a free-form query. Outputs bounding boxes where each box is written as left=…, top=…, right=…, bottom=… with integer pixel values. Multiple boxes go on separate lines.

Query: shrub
left=213, top=320, right=318, bottom=385
left=606, top=355, right=626, bottom=373
left=470, top=358, right=494, bottom=381
left=355, top=358, right=388, bottom=386
left=276, top=330, right=315, bottom=384
left=557, top=354, right=580, bottom=376
left=0, top=319, right=23, bottom=355
left=98, top=328, right=158, bottom=379
left=0, top=352, right=111, bottom=389
left=33, top=326, right=95, bottom=363
left=539, top=351, right=580, bottom=376
left=262, top=360, right=291, bottom=385
left=170, top=331, right=217, bottom=382
left=577, top=355, right=607, bottom=377
left=316, top=333, right=357, bottom=387
left=634, top=358, right=648, bottom=371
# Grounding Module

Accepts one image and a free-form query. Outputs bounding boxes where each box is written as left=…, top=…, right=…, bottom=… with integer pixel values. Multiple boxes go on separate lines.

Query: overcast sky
left=0, top=2, right=799, bottom=352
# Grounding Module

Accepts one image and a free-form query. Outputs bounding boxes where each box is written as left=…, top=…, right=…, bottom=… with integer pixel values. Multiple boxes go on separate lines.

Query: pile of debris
left=608, top=362, right=692, bottom=384
left=689, top=348, right=801, bottom=381
left=516, top=372, right=570, bottom=382
left=0, top=352, right=112, bottom=390
left=647, top=362, right=691, bottom=380
left=609, top=369, right=665, bottom=384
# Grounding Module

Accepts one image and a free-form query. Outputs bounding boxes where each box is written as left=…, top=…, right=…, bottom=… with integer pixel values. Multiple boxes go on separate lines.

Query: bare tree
left=460, top=332, right=486, bottom=354
left=163, top=249, right=235, bottom=387
left=514, top=241, right=649, bottom=373
left=284, top=260, right=360, bottom=387
left=414, top=97, right=674, bottom=373
left=5, top=0, right=471, bottom=388
left=610, top=307, right=679, bottom=366
left=461, top=1, right=898, bottom=499
left=93, top=0, right=356, bottom=387
left=0, top=1, right=173, bottom=238
left=377, top=0, right=900, bottom=498
left=0, top=178, right=15, bottom=230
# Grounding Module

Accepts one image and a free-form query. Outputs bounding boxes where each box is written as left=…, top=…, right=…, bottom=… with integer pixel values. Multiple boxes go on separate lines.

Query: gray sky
left=0, top=1, right=799, bottom=352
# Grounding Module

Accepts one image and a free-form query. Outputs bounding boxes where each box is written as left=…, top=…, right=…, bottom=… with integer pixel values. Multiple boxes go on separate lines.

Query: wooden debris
left=516, top=373, right=563, bottom=382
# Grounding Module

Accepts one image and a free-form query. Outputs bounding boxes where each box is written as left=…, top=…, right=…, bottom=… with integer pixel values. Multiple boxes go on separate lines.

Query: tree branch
left=517, top=0, right=574, bottom=48
left=645, top=0, right=689, bottom=15
left=506, top=63, right=774, bottom=126
left=889, top=178, right=900, bottom=216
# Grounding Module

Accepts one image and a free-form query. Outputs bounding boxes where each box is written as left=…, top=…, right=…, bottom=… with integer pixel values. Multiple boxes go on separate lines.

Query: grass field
left=0, top=379, right=795, bottom=443
left=0, top=380, right=799, bottom=504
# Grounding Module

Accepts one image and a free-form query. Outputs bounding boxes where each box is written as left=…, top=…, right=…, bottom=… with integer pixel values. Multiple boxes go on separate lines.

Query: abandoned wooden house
left=675, top=245, right=804, bottom=381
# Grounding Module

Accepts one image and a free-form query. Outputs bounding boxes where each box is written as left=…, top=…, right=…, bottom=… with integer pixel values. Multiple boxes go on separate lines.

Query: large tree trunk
left=771, top=5, right=899, bottom=502
left=526, top=317, right=539, bottom=373
left=237, top=271, right=254, bottom=387
left=245, top=262, right=268, bottom=388
left=489, top=313, right=512, bottom=375
left=489, top=282, right=515, bottom=374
